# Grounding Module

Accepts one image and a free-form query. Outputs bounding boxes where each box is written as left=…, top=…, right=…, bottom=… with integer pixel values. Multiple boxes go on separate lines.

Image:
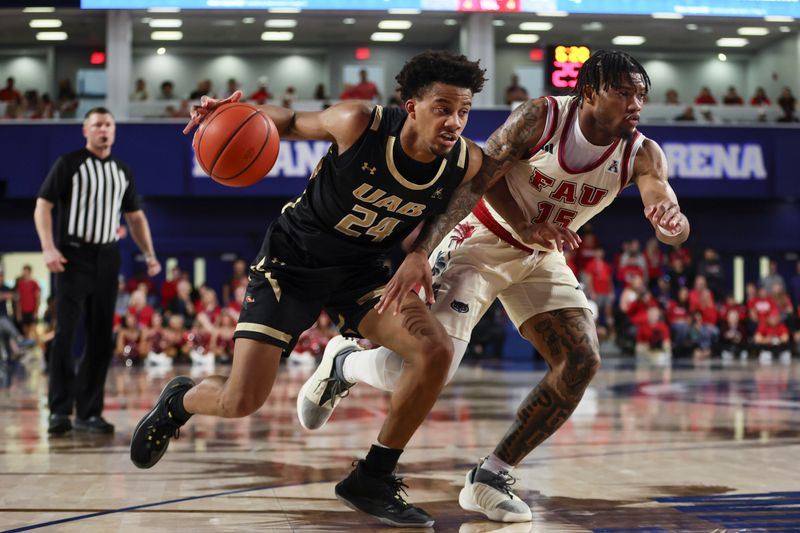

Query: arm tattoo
left=409, top=100, right=546, bottom=256
left=495, top=308, right=600, bottom=465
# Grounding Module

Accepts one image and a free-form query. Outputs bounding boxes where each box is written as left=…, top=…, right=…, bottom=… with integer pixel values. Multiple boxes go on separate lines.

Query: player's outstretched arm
left=633, top=139, right=691, bottom=245
left=183, top=90, right=373, bottom=151
left=375, top=98, right=549, bottom=315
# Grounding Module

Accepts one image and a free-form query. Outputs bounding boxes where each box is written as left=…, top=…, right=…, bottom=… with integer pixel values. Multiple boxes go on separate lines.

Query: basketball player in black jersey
left=129, top=51, right=493, bottom=527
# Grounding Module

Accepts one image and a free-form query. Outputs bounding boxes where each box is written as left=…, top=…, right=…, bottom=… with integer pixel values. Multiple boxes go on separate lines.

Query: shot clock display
left=546, top=45, right=590, bottom=95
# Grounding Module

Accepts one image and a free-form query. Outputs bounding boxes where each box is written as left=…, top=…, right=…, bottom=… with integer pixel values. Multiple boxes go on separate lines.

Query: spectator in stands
left=115, top=275, right=130, bottom=318
left=748, top=286, right=777, bottom=328
left=583, top=247, right=614, bottom=326
left=504, top=74, right=529, bottom=106
left=719, top=293, right=747, bottom=324
left=574, top=230, right=599, bottom=272
left=667, top=286, right=691, bottom=355
left=687, top=311, right=716, bottom=360
left=160, top=265, right=182, bottom=309
left=115, top=313, right=142, bottom=366
left=693, top=288, right=719, bottom=329
left=313, top=83, right=331, bottom=109
left=759, top=259, right=785, bottom=292
left=750, top=87, right=771, bottom=106
left=281, top=86, right=297, bottom=109
left=189, top=79, right=213, bottom=100
left=248, top=76, right=272, bottom=105
left=221, top=78, right=239, bottom=99
left=688, top=275, right=712, bottom=310
left=350, top=69, right=381, bottom=101
left=771, top=284, right=794, bottom=324
left=665, top=256, right=691, bottom=300
left=635, top=307, right=671, bottom=364
left=618, top=239, right=648, bottom=286
left=696, top=247, right=725, bottom=301
left=664, top=88, right=680, bottom=105
left=777, top=87, right=797, bottom=122
left=167, top=279, right=196, bottom=327
left=131, top=78, right=149, bottom=101
left=194, top=285, right=221, bottom=331
left=127, top=288, right=154, bottom=328
left=39, top=93, right=54, bottom=119
left=211, top=309, right=236, bottom=364
left=722, top=86, right=744, bottom=105
left=222, top=259, right=248, bottom=307
left=56, top=79, right=78, bottom=119
left=694, top=86, right=717, bottom=105
left=158, top=80, right=175, bottom=100
left=339, top=83, right=356, bottom=100
left=14, top=265, right=40, bottom=340
left=719, top=308, right=748, bottom=360
left=643, top=238, right=665, bottom=291
left=0, top=76, right=21, bottom=104
left=674, top=106, right=696, bottom=121
left=753, top=312, right=791, bottom=362
left=142, top=311, right=167, bottom=360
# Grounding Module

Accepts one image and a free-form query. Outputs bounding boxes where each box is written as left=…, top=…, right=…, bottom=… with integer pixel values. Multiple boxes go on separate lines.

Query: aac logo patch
left=450, top=300, right=469, bottom=313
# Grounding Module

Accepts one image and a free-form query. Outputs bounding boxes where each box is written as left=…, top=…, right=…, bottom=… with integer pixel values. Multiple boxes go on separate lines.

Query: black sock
left=363, top=444, right=403, bottom=477
left=167, top=388, right=193, bottom=424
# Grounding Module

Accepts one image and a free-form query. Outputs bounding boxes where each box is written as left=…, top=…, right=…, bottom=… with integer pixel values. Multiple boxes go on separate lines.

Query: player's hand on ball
left=183, top=90, right=243, bottom=135
left=518, top=222, right=581, bottom=252
left=645, top=200, right=684, bottom=236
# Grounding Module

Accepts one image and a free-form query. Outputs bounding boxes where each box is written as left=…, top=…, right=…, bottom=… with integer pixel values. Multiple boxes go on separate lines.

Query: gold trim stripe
left=456, top=137, right=467, bottom=169
left=235, top=322, right=292, bottom=343
left=265, top=271, right=281, bottom=302
left=385, top=136, right=446, bottom=191
left=369, top=105, right=383, bottom=131
left=356, top=286, right=386, bottom=305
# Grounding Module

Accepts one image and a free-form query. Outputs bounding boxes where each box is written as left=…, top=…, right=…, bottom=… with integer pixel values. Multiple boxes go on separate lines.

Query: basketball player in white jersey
left=297, top=50, right=690, bottom=523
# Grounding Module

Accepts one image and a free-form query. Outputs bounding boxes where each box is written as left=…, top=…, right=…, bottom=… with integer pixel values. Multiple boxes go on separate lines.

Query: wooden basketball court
left=2, top=357, right=799, bottom=532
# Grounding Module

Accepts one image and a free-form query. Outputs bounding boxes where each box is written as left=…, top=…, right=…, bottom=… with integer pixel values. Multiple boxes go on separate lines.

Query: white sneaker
left=296, top=336, right=360, bottom=430
left=458, top=460, right=532, bottom=523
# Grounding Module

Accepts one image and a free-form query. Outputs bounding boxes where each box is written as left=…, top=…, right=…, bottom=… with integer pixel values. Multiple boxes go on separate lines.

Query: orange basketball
left=192, top=102, right=280, bottom=187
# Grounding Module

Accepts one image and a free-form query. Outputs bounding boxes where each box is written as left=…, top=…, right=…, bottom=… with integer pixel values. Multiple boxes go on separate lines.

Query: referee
left=34, top=107, right=161, bottom=435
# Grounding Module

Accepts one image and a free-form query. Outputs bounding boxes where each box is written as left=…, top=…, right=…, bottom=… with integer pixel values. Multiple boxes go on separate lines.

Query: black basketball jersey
left=277, top=105, right=470, bottom=265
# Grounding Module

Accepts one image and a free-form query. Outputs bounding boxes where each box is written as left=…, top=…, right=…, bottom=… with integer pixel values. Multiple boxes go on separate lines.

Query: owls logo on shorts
left=450, top=300, right=469, bottom=313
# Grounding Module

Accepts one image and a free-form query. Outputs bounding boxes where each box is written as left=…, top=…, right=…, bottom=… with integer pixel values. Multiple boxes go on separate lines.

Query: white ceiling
left=0, top=8, right=796, bottom=53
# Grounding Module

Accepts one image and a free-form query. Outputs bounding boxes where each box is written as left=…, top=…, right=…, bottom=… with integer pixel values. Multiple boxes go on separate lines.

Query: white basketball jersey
left=483, top=95, right=646, bottom=252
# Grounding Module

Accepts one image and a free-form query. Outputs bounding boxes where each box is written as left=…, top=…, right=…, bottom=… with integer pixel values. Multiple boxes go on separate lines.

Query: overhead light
left=147, top=7, right=180, bottom=13
left=370, top=31, right=404, bottom=41
left=151, top=31, right=183, bottom=41
left=378, top=20, right=412, bottom=30
left=387, top=8, right=420, bottom=14
left=157, top=47, right=166, bottom=55
left=444, top=19, right=458, bottom=26
left=492, top=20, right=505, bottom=26
left=737, top=27, right=769, bottom=36
left=268, top=7, right=301, bottom=13
left=506, top=34, right=540, bottom=43
left=535, top=11, right=568, bottom=17
left=718, top=52, right=727, bottom=61
left=651, top=12, right=683, bottom=19
left=519, top=22, right=553, bottom=31
left=581, top=21, right=604, bottom=31
left=23, top=7, right=55, bottom=13
left=29, top=19, right=62, bottom=28
left=686, top=23, right=698, bottom=30
left=343, top=18, right=356, bottom=24
left=149, top=19, right=182, bottom=28
left=36, top=31, right=67, bottom=41
left=242, top=17, right=255, bottom=24
left=265, top=19, right=297, bottom=28
left=764, top=16, right=794, bottom=22
left=261, top=31, right=294, bottom=41
left=780, top=26, right=792, bottom=32
left=716, top=37, right=749, bottom=47
left=612, top=35, right=646, bottom=45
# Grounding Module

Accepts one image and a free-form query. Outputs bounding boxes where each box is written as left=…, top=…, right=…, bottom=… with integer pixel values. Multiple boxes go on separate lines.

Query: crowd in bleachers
left=569, top=230, right=800, bottom=364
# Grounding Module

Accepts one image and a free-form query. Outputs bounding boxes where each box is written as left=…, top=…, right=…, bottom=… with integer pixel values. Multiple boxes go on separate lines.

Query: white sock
left=342, top=337, right=469, bottom=392
left=481, top=453, right=515, bottom=475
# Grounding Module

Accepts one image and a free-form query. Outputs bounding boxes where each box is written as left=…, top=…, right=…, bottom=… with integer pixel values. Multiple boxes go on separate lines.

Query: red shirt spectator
left=693, top=300, right=718, bottom=326
left=719, top=299, right=747, bottom=322
left=618, top=263, right=646, bottom=287
left=128, top=303, right=154, bottom=328
left=636, top=320, right=671, bottom=344
left=0, top=77, right=21, bottom=104
left=584, top=255, right=613, bottom=296
left=15, top=276, right=40, bottom=314
left=644, top=240, right=664, bottom=283
left=666, top=299, right=690, bottom=324
left=748, top=291, right=777, bottom=324
left=669, top=246, right=691, bottom=268
left=627, top=295, right=658, bottom=327
left=695, top=87, right=717, bottom=105
left=750, top=87, right=771, bottom=106
left=756, top=321, right=789, bottom=340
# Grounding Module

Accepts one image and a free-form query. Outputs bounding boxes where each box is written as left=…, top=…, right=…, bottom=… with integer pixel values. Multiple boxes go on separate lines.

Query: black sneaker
left=74, top=416, right=115, bottom=434
left=335, top=460, right=434, bottom=528
left=48, top=414, right=71, bottom=435
left=130, top=376, right=194, bottom=469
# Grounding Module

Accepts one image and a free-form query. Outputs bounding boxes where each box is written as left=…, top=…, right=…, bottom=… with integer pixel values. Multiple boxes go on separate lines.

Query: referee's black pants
left=48, top=241, right=120, bottom=420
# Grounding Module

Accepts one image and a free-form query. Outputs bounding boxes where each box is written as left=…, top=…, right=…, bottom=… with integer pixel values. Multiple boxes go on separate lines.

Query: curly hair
left=395, top=50, right=486, bottom=101
left=573, top=49, right=651, bottom=104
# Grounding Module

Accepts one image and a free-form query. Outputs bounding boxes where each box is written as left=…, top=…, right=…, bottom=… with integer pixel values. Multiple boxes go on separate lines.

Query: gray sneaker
left=458, top=459, right=532, bottom=523
left=296, top=336, right=359, bottom=430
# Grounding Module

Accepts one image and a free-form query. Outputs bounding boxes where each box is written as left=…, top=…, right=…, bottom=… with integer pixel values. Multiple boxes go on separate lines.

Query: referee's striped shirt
left=38, top=148, right=141, bottom=245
